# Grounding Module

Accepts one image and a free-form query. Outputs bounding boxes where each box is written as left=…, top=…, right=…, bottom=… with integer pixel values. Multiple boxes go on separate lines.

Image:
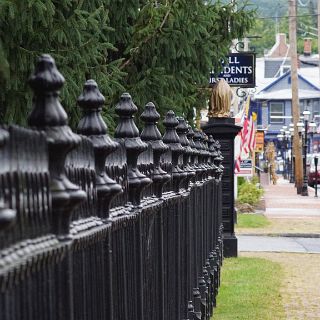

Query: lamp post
left=289, top=124, right=295, bottom=183
left=282, top=126, right=288, bottom=179
left=301, top=109, right=311, bottom=196
left=285, top=130, right=291, bottom=180
left=278, top=126, right=291, bottom=180
left=309, top=120, right=317, bottom=197
left=296, top=120, right=304, bottom=192
left=277, top=132, right=285, bottom=178
left=315, top=156, right=318, bottom=198
left=309, top=120, right=317, bottom=154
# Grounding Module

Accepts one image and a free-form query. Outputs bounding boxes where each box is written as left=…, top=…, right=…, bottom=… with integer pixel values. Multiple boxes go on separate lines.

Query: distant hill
left=234, top=0, right=318, bottom=56
left=215, top=0, right=318, bottom=56
left=239, top=0, right=288, bottom=17
left=241, top=0, right=318, bottom=17
left=218, top=0, right=288, bottom=16
left=220, top=0, right=317, bottom=18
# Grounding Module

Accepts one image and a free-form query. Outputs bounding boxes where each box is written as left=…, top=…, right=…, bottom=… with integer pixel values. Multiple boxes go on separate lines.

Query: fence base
left=223, top=234, right=238, bottom=257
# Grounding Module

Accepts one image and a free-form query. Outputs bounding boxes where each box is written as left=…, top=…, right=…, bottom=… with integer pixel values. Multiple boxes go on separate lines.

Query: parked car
left=308, top=154, right=320, bottom=187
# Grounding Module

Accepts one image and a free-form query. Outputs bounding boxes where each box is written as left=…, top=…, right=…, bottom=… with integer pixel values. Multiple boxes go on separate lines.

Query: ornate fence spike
left=192, top=287, right=202, bottom=320
left=214, top=140, right=224, bottom=179
left=212, top=141, right=224, bottom=268
left=162, top=110, right=187, bottom=193
left=176, top=117, right=195, bottom=189
left=203, top=268, right=211, bottom=318
left=77, top=79, right=122, bottom=219
left=114, top=93, right=151, bottom=206
left=204, top=261, right=214, bottom=315
left=140, top=102, right=170, bottom=198
left=208, top=135, right=218, bottom=176
left=186, top=125, right=199, bottom=180
left=198, top=276, right=208, bottom=319
left=201, top=132, right=211, bottom=179
left=187, top=300, right=195, bottom=319
left=208, top=252, right=219, bottom=307
left=193, top=129, right=206, bottom=181
left=0, top=128, right=16, bottom=231
left=28, top=54, right=86, bottom=237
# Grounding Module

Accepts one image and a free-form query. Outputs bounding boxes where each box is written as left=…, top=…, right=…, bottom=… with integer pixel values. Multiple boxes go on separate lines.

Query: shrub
left=251, top=175, right=260, bottom=185
left=238, top=179, right=264, bottom=206
left=238, top=176, right=246, bottom=187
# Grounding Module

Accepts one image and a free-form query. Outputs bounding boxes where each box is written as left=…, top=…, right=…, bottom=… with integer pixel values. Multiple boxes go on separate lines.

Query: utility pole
left=289, top=0, right=303, bottom=193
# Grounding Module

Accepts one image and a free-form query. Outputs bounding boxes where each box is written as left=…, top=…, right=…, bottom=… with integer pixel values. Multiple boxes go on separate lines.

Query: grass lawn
left=213, top=257, right=285, bottom=320
left=236, top=214, right=271, bottom=229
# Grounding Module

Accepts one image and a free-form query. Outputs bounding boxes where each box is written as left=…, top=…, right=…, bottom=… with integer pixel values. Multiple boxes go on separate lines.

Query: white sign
left=236, top=159, right=253, bottom=177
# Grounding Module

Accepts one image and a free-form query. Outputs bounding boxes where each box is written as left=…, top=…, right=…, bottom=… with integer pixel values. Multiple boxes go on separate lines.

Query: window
left=313, top=100, right=320, bottom=119
left=269, top=102, right=284, bottom=124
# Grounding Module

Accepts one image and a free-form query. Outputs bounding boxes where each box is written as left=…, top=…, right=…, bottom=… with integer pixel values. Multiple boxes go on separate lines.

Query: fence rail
left=0, top=54, right=224, bottom=320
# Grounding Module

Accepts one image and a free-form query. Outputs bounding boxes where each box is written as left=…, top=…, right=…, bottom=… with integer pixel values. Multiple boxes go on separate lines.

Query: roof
left=254, top=64, right=320, bottom=101
left=299, top=67, right=320, bottom=89
left=255, top=88, right=320, bottom=100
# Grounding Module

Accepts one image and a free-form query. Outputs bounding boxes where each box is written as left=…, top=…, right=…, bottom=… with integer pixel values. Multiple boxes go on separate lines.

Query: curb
left=237, top=233, right=320, bottom=238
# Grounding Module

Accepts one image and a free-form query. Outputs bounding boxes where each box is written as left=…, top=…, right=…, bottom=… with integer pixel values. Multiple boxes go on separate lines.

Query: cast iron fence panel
left=0, top=54, right=224, bottom=320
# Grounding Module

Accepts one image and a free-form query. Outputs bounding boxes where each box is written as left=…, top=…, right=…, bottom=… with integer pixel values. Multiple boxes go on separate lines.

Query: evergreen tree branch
left=119, top=2, right=175, bottom=71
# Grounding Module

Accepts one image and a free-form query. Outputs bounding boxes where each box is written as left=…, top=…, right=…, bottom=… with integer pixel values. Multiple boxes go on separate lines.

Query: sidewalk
left=238, top=178, right=320, bottom=248
left=264, top=178, right=320, bottom=218
left=239, top=178, right=320, bottom=253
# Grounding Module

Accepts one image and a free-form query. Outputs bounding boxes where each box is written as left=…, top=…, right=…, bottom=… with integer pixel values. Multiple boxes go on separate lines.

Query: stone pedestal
left=202, top=117, right=242, bottom=258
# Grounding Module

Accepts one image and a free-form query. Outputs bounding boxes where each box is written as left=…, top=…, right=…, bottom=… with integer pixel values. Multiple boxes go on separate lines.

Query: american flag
left=234, top=98, right=249, bottom=173
left=248, top=116, right=256, bottom=152
left=234, top=97, right=256, bottom=173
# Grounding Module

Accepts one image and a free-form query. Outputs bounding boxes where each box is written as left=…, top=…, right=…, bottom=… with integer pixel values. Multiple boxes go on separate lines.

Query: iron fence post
left=77, top=79, right=122, bottom=220
left=28, top=54, right=86, bottom=237
left=0, top=128, right=16, bottom=231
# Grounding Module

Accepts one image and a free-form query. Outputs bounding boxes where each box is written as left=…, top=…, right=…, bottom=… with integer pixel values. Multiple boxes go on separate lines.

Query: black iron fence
left=0, top=55, right=224, bottom=320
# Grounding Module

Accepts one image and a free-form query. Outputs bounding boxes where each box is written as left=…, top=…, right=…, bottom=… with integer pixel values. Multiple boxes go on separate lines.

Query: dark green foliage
left=0, top=0, right=126, bottom=129
left=237, top=176, right=246, bottom=187
left=0, top=0, right=255, bottom=131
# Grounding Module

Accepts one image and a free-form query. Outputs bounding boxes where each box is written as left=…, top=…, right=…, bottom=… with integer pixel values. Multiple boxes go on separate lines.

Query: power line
left=258, top=13, right=320, bottom=20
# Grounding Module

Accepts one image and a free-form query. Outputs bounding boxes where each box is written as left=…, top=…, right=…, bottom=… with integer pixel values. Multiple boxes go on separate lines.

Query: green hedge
left=238, top=178, right=264, bottom=206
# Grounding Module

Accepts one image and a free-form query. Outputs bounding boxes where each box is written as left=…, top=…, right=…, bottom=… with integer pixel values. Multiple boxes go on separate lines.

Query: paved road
left=238, top=235, right=320, bottom=253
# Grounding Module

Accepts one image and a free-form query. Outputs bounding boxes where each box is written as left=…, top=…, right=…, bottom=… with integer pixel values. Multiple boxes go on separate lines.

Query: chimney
left=303, top=38, right=312, bottom=56
left=269, top=33, right=289, bottom=57
left=277, top=33, right=287, bottom=45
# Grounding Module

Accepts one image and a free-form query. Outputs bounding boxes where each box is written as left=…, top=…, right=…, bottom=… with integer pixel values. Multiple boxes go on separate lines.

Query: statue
left=265, top=142, right=278, bottom=185
left=208, top=79, right=233, bottom=118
